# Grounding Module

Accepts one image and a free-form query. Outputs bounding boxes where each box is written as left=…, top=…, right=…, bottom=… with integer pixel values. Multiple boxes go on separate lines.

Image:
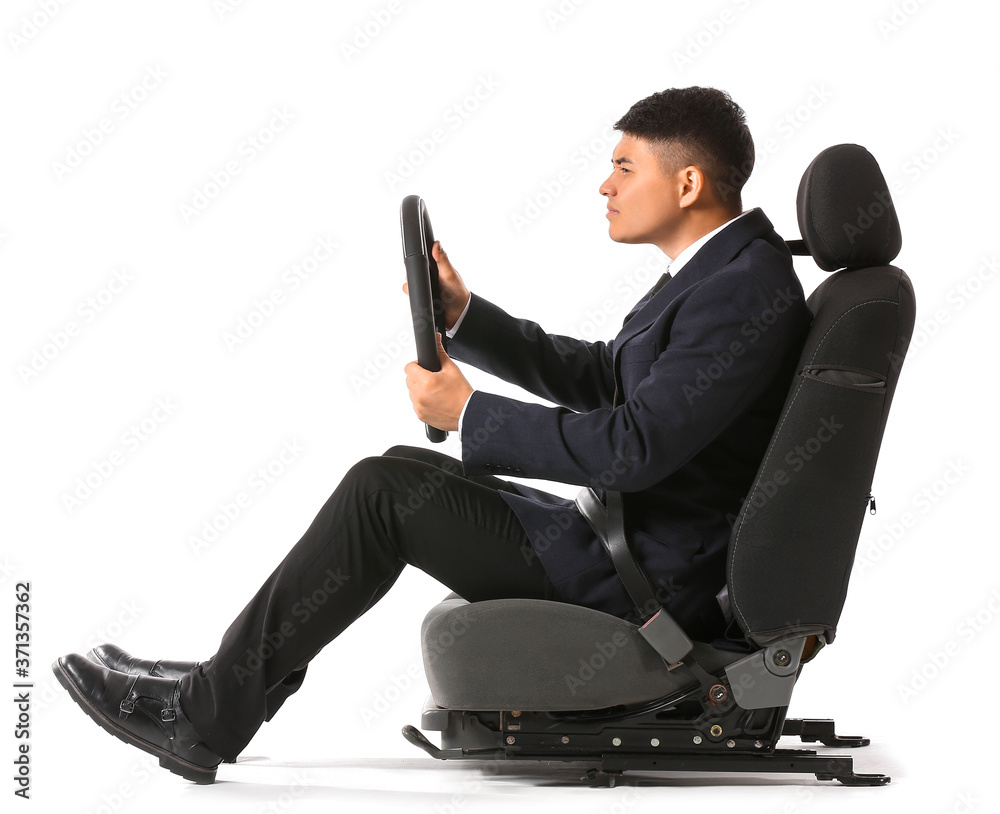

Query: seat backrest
left=727, top=144, right=916, bottom=648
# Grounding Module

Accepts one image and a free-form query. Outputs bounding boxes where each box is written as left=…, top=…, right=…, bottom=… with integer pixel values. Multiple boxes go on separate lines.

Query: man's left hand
left=404, top=333, right=474, bottom=432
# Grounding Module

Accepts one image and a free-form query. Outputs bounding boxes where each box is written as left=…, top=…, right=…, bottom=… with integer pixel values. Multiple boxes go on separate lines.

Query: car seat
left=402, top=144, right=915, bottom=787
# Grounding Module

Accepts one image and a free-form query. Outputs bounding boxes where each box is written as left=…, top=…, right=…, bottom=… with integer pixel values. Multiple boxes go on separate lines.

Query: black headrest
left=794, top=144, right=902, bottom=272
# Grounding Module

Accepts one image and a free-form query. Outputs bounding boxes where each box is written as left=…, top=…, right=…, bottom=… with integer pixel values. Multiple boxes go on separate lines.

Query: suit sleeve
left=458, top=265, right=804, bottom=489
left=447, top=292, right=616, bottom=413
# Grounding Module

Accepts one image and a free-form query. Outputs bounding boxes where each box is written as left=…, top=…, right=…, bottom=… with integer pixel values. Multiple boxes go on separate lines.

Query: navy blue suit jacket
left=447, top=208, right=812, bottom=642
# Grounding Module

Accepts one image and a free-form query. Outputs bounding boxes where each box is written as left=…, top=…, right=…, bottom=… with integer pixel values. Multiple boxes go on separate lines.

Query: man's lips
left=606, top=206, right=619, bottom=217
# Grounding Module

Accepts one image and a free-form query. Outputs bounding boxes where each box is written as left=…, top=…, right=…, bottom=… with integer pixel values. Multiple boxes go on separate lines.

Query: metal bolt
left=693, top=735, right=703, bottom=744
left=511, top=710, right=521, bottom=717
left=709, top=683, right=728, bottom=703
left=727, top=739, right=736, bottom=748
left=650, top=738, right=660, bottom=747
left=710, top=725, right=723, bottom=738
left=561, top=736, right=570, bottom=744
left=612, top=737, right=622, bottom=746
left=773, top=649, right=791, bottom=667
left=506, top=736, right=515, bottom=745
left=754, top=740, right=763, bottom=749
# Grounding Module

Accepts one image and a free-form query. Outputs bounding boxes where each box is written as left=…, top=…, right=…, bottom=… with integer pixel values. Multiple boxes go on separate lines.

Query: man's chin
left=608, top=230, right=639, bottom=245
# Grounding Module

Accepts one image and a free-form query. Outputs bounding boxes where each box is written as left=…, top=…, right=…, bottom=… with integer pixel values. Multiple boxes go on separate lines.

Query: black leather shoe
left=52, top=654, right=221, bottom=784
left=87, top=644, right=198, bottom=681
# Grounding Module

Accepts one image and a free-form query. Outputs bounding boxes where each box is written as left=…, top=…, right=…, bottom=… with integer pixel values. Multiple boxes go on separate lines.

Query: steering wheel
left=400, top=195, right=448, bottom=443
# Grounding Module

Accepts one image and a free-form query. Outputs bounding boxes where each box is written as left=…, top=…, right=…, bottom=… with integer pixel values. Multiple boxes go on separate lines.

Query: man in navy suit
left=53, top=87, right=811, bottom=783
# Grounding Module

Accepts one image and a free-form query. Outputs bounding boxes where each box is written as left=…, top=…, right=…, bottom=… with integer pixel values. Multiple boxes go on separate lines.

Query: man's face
left=600, top=134, right=684, bottom=253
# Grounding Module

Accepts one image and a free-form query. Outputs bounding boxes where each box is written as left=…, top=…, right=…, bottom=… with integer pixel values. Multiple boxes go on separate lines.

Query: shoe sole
left=51, top=659, right=217, bottom=784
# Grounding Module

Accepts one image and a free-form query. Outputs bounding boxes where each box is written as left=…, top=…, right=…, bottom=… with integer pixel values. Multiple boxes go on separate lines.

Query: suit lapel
left=614, top=208, right=777, bottom=349
left=622, top=272, right=671, bottom=326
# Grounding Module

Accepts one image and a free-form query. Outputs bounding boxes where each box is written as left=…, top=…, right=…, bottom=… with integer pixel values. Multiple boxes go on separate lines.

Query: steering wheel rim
left=400, top=195, right=448, bottom=443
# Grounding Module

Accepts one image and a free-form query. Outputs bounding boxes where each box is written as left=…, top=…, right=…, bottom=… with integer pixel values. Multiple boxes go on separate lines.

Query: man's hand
left=402, top=241, right=470, bottom=331
left=404, top=332, right=474, bottom=432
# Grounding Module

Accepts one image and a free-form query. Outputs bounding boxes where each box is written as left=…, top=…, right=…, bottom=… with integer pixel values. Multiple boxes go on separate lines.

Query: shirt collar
left=667, top=210, right=752, bottom=275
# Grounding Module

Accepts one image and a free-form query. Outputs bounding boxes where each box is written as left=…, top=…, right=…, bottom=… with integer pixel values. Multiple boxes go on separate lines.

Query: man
left=53, top=87, right=812, bottom=784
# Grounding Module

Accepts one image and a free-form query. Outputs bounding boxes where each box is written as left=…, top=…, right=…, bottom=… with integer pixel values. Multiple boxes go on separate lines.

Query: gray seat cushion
left=421, top=595, right=747, bottom=711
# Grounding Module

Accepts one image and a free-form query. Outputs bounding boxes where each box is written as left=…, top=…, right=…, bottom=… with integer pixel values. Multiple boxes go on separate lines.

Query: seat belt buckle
left=638, top=607, right=694, bottom=667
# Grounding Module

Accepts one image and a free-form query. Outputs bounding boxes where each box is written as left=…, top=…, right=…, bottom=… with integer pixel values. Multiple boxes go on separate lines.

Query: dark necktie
left=623, top=271, right=672, bottom=325
left=649, top=270, right=672, bottom=296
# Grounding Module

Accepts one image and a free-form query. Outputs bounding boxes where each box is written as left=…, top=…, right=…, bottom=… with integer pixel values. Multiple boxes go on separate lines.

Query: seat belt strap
left=575, top=485, right=694, bottom=666
left=572, top=343, right=695, bottom=666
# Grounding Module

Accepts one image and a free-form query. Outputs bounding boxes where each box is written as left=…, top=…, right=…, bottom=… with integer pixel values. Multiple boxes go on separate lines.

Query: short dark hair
left=613, top=87, right=754, bottom=207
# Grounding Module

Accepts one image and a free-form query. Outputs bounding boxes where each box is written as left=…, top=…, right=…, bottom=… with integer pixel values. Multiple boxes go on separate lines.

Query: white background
left=2, top=0, right=997, bottom=811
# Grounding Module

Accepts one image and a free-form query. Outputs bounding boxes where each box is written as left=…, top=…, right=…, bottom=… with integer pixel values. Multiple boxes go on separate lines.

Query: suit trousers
left=178, top=444, right=557, bottom=760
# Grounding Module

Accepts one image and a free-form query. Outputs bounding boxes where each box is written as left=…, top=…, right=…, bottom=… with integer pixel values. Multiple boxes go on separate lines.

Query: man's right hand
left=402, top=240, right=471, bottom=332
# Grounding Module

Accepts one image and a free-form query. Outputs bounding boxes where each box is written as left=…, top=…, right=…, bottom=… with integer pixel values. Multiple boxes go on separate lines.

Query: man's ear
left=677, top=165, right=705, bottom=209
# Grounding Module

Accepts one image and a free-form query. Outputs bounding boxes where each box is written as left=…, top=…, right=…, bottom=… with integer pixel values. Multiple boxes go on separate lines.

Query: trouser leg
left=179, top=445, right=553, bottom=760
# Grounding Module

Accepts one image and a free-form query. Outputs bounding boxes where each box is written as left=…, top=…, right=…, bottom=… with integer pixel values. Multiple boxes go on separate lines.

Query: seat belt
left=576, top=485, right=694, bottom=667
left=573, top=343, right=697, bottom=668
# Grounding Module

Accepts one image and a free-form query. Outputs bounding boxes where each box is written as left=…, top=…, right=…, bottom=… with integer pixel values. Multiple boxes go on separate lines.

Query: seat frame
left=403, top=632, right=886, bottom=787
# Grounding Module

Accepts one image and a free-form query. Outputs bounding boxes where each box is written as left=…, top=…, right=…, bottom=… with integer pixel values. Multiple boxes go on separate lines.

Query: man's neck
left=659, top=207, right=743, bottom=260
left=665, top=209, right=748, bottom=274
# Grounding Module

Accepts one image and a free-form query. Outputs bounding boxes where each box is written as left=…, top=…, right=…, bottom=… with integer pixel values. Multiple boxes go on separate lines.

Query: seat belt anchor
left=639, top=606, right=694, bottom=667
